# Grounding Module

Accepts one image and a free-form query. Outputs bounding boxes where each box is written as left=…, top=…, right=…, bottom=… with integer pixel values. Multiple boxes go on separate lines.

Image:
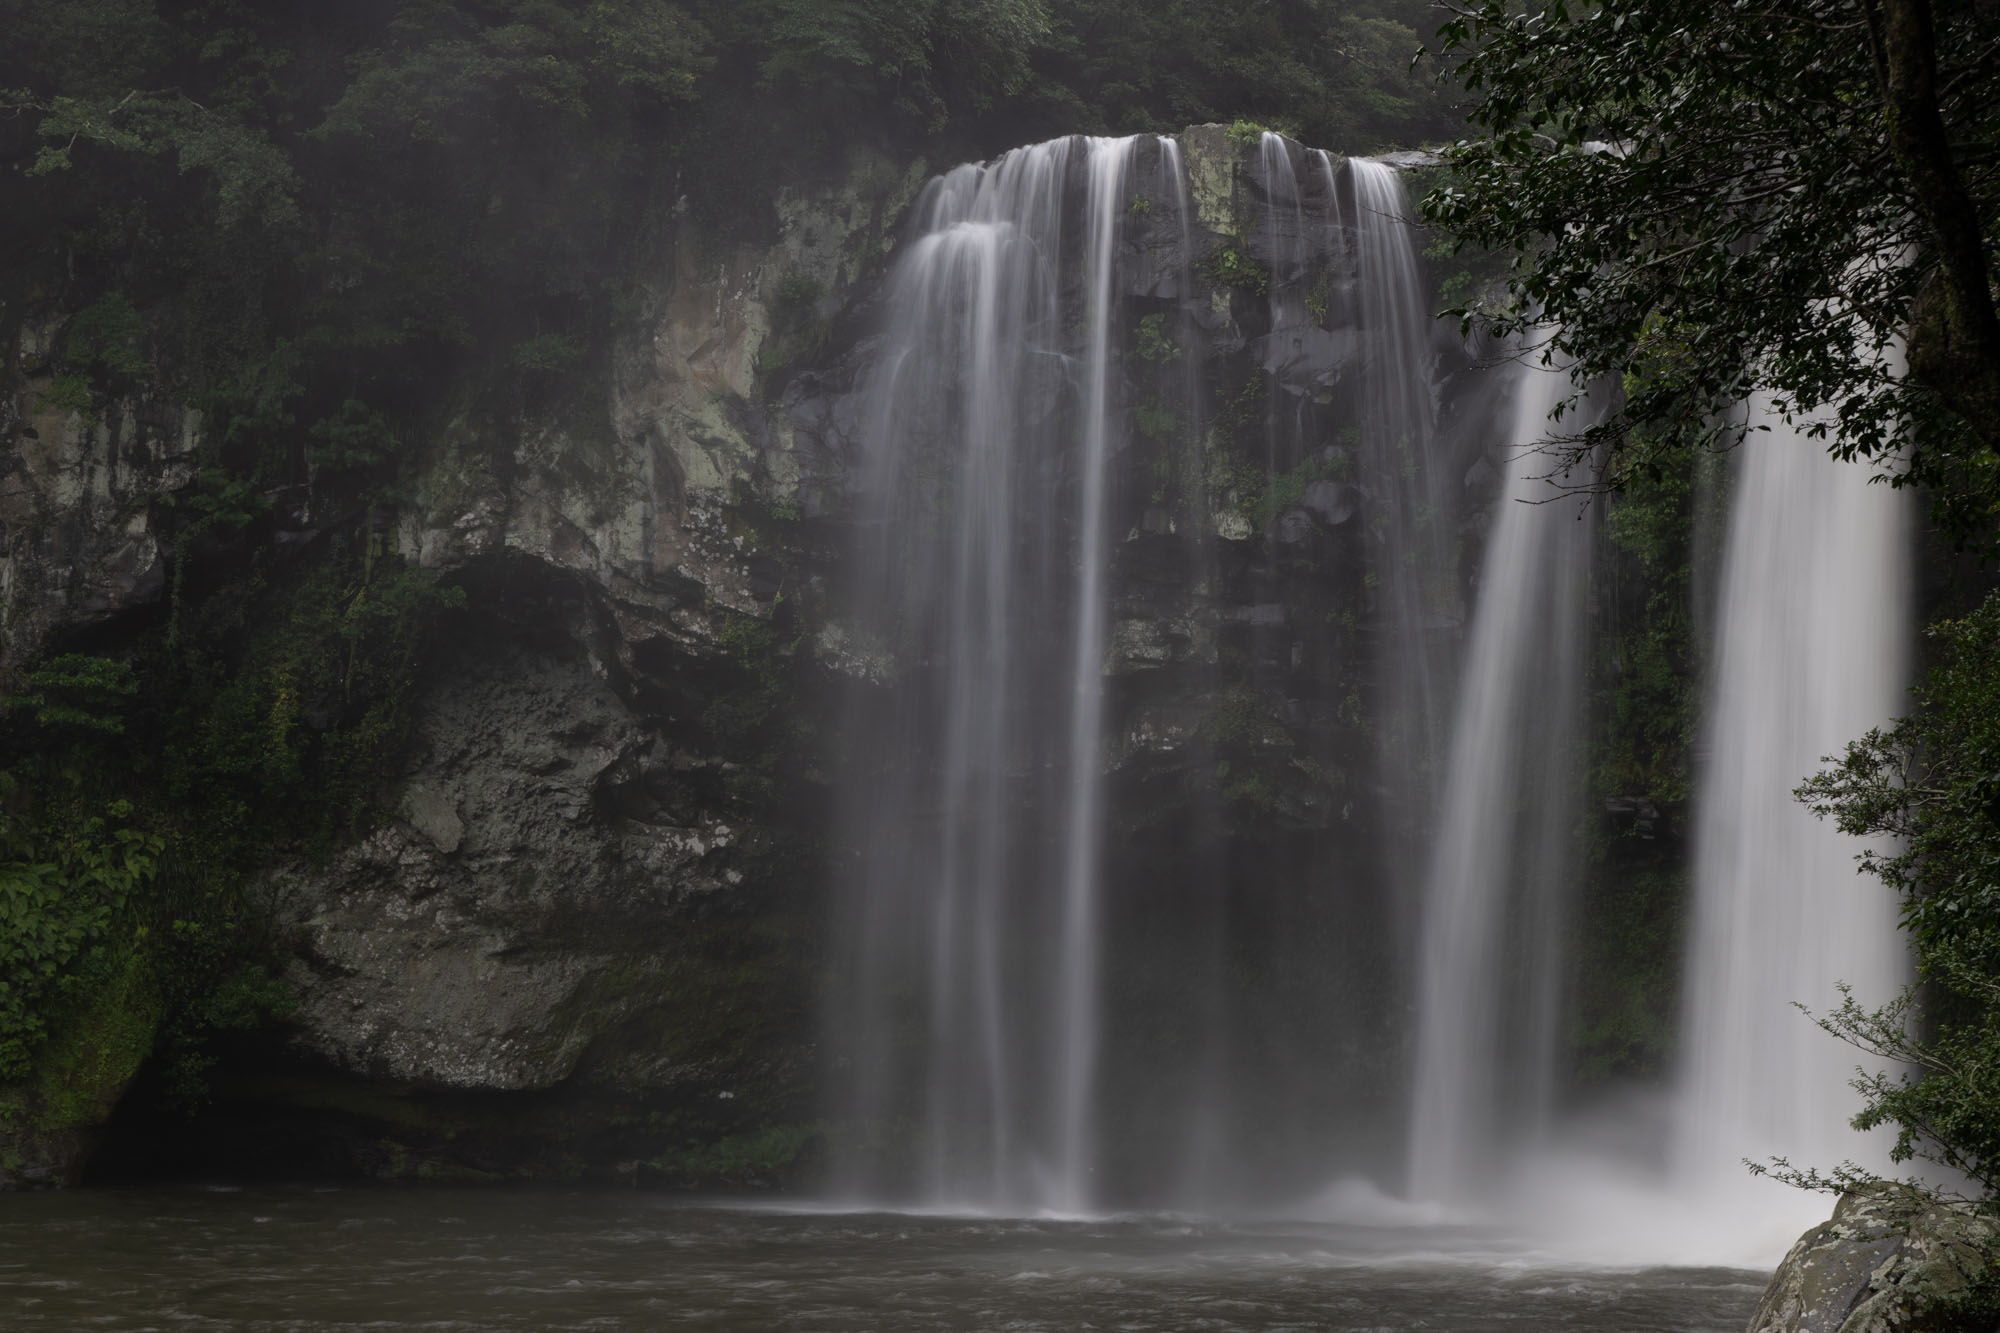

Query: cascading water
left=824, top=125, right=1907, bottom=1250
left=830, top=132, right=1459, bottom=1212
left=828, top=135, right=1144, bottom=1212
left=1671, top=395, right=1910, bottom=1217
left=1338, top=155, right=1453, bottom=933
left=1406, top=359, right=1596, bottom=1204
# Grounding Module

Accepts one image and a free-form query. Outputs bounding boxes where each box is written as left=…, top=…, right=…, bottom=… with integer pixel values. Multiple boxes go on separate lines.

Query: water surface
left=2, top=1187, right=1765, bottom=1331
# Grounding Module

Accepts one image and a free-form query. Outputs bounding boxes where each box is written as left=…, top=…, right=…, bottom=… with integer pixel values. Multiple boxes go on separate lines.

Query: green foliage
left=1797, top=594, right=2000, bottom=1194
left=1132, top=312, right=1178, bottom=364
left=1569, top=868, right=1684, bottom=1082
left=1422, top=0, right=2000, bottom=540
left=9, top=83, right=299, bottom=229
left=64, top=292, right=148, bottom=381
left=511, top=332, right=586, bottom=375
left=0, top=791, right=162, bottom=1081
left=1592, top=436, right=1705, bottom=809
left=1225, top=119, right=1273, bottom=149
left=311, top=2, right=708, bottom=144
left=168, top=552, right=465, bottom=858
left=744, top=0, right=1050, bottom=130
left=1022, top=0, right=1461, bottom=152
left=1132, top=401, right=1179, bottom=444
left=25, top=937, right=160, bottom=1133
left=1930, top=1264, right=2000, bottom=1331
left=5, top=654, right=139, bottom=734
left=36, top=373, right=95, bottom=419
left=30, top=292, right=150, bottom=421
left=308, top=399, right=398, bottom=478
left=756, top=271, right=830, bottom=384
left=1202, top=238, right=1268, bottom=297
left=644, top=1121, right=821, bottom=1185
left=0, top=538, right=462, bottom=1118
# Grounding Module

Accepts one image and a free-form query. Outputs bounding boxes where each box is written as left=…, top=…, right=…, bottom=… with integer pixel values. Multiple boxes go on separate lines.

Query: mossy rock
left=1749, top=1184, right=2000, bottom=1333
left=0, top=940, right=160, bottom=1187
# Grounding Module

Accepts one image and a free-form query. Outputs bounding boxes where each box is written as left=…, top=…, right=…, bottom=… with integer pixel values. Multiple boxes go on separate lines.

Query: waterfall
left=821, top=127, right=1918, bottom=1240
left=1050, top=140, right=1132, bottom=1209
left=1406, top=360, right=1596, bottom=1204
left=1673, top=395, right=1910, bottom=1196
left=1340, top=155, right=1451, bottom=935
left=828, top=132, right=1463, bottom=1212
left=829, top=135, right=1145, bottom=1212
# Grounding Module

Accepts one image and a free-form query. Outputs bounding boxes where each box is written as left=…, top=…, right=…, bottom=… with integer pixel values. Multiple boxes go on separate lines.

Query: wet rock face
left=0, top=358, right=197, bottom=682
left=128, top=558, right=830, bottom=1182
left=277, top=576, right=679, bottom=1092
left=1749, top=1186, right=2000, bottom=1333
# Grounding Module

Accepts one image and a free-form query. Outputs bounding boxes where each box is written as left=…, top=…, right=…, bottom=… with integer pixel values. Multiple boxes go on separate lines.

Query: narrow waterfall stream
left=1406, top=360, right=1595, bottom=1204
left=1671, top=395, right=1911, bottom=1235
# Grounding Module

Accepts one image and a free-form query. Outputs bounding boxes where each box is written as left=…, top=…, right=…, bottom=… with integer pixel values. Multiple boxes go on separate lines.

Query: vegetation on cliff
left=0, top=549, right=462, bottom=1172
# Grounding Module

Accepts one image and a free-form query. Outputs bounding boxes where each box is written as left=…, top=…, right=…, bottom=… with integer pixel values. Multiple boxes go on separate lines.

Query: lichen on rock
left=1748, top=1185, right=2000, bottom=1333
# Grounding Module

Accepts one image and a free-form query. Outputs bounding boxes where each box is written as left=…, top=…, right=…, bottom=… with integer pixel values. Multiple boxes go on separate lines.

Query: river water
left=2, top=1187, right=1765, bottom=1331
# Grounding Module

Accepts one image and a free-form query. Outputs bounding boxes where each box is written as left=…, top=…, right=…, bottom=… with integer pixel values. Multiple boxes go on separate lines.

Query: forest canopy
left=1422, top=0, right=2000, bottom=536
left=1, top=0, right=1463, bottom=503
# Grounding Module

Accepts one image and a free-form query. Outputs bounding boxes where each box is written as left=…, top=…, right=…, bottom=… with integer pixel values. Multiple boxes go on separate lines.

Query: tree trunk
left=1877, top=0, right=2000, bottom=454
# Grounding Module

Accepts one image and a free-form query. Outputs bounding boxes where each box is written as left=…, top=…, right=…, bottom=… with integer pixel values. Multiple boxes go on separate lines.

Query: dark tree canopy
left=1423, top=0, right=2000, bottom=533
left=0, top=0, right=1463, bottom=506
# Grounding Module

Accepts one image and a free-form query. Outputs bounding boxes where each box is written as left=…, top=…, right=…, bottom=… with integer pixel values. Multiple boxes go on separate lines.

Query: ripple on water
left=0, top=1189, right=1766, bottom=1332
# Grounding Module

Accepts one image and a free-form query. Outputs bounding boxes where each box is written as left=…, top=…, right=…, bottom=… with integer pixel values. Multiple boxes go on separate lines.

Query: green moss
left=28, top=939, right=161, bottom=1134
left=644, top=1122, right=821, bottom=1187
left=0, top=538, right=464, bottom=1162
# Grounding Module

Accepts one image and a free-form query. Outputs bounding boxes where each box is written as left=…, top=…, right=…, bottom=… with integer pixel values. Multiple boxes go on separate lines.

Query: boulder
left=1748, top=1184, right=2000, bottom=1333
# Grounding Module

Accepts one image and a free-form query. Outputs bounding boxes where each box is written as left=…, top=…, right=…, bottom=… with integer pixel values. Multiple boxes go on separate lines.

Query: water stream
left=1407, top=360, right=1596, bottom=1205
left=829, top=135, right=1147, bottom=1211
left=1672, top=395, right=1910, bottom=1199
